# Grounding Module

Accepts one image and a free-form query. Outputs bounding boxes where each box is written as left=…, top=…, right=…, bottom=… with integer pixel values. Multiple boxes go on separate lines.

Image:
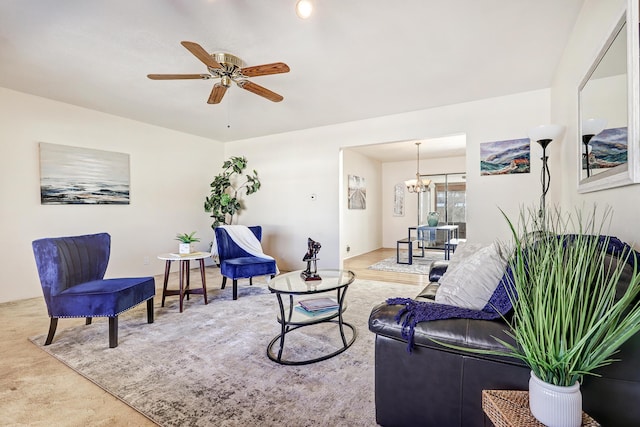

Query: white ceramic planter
left=529, top=371, right=582, bottom=427
left=178, top=243, right=192, bottom=254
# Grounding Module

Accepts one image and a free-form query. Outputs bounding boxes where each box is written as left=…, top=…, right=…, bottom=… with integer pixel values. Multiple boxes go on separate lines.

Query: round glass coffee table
left=267, top=269, right=357, bottom=365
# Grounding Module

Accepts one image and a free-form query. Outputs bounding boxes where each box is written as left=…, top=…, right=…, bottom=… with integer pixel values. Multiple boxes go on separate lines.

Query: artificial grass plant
left=497, top=205, right=640, bottom=386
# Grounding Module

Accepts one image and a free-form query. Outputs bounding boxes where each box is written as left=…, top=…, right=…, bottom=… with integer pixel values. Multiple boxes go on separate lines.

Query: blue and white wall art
left=39, top=142, right=130, bottom=205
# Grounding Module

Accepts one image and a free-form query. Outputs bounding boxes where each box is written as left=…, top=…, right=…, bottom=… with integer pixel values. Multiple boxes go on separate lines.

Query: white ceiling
left=348, top=134, right=467, bottom=162
left=0, top=0, right=584, bottom=149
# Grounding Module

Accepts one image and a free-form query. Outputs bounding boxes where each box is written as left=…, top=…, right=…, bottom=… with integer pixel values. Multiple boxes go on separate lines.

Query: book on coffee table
left=294, top=304, right=338, bottom=317
left=298, top=297, right=339, bottom=312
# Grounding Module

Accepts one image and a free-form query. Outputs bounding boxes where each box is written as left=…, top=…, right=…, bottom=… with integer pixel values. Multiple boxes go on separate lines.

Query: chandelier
left=405, top=142, right=431, bottom=193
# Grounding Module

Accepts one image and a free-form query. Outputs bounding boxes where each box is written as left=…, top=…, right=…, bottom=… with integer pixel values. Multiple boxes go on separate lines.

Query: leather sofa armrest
left=429, top=260, right=450, bottom=282
left=416, top=282, right=439, bottom=300
left=368, top=302, right=524, bottom=365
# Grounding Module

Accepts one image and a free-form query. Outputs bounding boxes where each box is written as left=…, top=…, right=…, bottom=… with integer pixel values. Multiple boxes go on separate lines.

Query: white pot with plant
left=497, top=206, right=640, bottom=427
left=175, top=231, right=200, bottom=254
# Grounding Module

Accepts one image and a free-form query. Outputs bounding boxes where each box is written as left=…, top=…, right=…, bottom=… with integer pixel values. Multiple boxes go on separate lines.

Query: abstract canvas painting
left=39, top=142, right=130, bottom=205
left=348, top=175, right=366, bottom=210
left=393, top=183, right=404, bottom=216
left=480, top=138, right=530, bottom=176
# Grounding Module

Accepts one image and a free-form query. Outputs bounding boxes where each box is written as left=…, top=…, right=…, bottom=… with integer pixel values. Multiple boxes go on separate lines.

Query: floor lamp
left=581, top=118, right=607, bottom=178
left=528, top=124, right=565, bottom=218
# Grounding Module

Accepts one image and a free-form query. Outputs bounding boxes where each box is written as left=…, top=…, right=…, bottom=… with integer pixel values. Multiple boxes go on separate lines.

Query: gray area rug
left=30, top=279, right=417, bottom=426
left=367, top=251, right=444, bottom=275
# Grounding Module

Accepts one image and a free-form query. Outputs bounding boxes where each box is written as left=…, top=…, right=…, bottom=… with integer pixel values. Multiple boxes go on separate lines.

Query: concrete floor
left=1, top=287, right=160, bottom=426
left=0, top=294, right=158, bottom=426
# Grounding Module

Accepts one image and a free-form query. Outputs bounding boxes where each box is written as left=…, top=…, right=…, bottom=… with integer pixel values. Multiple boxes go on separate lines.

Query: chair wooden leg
left=233, top=279, right=238, bottom=300
left=44, top=318, right=58, bottom=345
left=85, top=317, right=92, bottom=325
left=147, top=298, right=154, bottom=324
left=109, top=316, right=118, bottom=348
left=221, top=276, right=227, bottom=289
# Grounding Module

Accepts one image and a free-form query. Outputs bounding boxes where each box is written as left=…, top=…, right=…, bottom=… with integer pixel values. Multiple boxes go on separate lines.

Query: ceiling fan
left=147, top=41, right=290, bottom=104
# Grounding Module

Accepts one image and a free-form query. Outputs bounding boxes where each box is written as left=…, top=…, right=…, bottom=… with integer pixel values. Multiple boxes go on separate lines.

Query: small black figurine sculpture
left=301, top=238, right=322, bottom=281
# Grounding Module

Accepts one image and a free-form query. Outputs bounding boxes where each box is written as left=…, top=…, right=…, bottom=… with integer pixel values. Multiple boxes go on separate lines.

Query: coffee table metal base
left=266, top=321, right=357, bottom=365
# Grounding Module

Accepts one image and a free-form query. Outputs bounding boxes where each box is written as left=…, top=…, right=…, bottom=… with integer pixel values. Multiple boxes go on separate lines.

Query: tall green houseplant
left=204, top=156, right=261, bottom=228
left=500, top=206, right=640, bottom=426
left=500, top=206, right=640, bottom=387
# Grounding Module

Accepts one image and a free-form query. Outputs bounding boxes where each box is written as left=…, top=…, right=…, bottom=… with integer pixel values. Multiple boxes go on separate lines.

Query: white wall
left=341, top=149, right=382, bottom=259
left=553, top=0, right=640, bottom=246
left=227, top=88, right=551, bottom=271
left=1, top=85, right=554, bottom=303
left=0, top=88, right=224, bottom=303
left=382, top=155, right=466, bottom=248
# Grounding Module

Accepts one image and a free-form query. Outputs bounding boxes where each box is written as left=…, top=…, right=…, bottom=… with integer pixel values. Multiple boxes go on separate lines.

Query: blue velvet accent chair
left=214, top=226, right=277, bottom=300
left=32, top=233, right=155, bottom=348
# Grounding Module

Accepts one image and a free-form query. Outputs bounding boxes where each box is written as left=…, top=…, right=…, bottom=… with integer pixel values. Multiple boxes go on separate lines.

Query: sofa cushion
left=446, top=241, right=488, bottom=270
left=435, top=242, right=507, bottom=310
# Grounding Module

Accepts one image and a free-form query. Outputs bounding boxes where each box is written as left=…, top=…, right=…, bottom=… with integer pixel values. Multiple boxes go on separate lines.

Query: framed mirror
left=578, top=0, right=640, bottom=192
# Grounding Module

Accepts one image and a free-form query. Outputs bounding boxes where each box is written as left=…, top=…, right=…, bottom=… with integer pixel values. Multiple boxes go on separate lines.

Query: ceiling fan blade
left=241, top=62, right=290, bottom=77
left=208, top=83, right=227, bottom=104
left=147, top=74, right=210, bottom=80
left=237, top=80, right=284, bottom=102
left=180, top=41, right=223, bottom=69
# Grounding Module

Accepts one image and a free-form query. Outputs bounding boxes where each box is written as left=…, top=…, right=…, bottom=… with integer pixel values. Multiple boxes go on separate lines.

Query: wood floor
left=343, top=248, right=430, bottom=287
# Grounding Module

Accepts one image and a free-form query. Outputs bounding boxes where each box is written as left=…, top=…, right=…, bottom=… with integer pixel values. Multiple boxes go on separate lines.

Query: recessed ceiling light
left=296, top=0, right=313, bottom=19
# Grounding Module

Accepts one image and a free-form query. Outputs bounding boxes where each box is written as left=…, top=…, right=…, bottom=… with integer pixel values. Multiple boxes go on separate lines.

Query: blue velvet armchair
left=32, top=233, right=155, bottom=348
left=214, top=226, right=277, bottom=300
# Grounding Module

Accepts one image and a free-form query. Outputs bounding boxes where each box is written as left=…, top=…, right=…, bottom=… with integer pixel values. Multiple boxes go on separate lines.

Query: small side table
left=157, top=252, right=210, bottom=312
left=482, top=390, right=600, bottom=427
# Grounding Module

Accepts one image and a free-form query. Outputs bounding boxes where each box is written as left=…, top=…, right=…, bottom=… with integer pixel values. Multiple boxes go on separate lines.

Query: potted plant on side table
left=498, top=206, right=640, bottom=427
left=175, top=231, right=200, bottom=255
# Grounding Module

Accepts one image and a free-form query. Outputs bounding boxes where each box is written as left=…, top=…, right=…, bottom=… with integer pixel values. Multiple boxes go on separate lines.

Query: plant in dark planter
left=204, top=156, right=261, bottom=228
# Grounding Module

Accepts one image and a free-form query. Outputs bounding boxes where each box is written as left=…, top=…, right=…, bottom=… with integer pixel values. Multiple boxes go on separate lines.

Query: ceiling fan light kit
left=296, top=0, right=313, bottom=19
left=147, top=41, right=290, bottom=104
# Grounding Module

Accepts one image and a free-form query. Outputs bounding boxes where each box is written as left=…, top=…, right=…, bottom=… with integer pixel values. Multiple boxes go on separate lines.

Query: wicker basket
left=482, top=390, right=600, bottom=427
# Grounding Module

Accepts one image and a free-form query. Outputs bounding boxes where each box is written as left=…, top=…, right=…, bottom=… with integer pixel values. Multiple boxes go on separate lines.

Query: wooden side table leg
left=185, top=259, right=191, bottom=301
left=161, top=260, right=171, bottom=307
left=199, top=259, right=208, bottom=305
left=179, top=260, right=185, bottom=313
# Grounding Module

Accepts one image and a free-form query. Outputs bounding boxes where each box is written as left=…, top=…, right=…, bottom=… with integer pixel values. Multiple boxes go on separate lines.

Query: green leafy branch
left=203, top=156, right=261, bottom=228
left=175, top=231, right=200, bottom=243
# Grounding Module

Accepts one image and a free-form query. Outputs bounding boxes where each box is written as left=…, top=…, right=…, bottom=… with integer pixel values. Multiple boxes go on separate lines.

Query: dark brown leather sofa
left=368, top=254, right=640, bottom=426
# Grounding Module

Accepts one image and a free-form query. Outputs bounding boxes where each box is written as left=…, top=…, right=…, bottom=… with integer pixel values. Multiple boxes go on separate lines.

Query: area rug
left=367, top=251, right=445, bottom=275
left=30, top=279, right=417, bottom=426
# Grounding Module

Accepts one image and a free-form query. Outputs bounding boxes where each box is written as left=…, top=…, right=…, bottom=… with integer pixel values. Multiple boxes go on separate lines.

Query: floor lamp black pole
left=537, top=139, right=552, bottom=219
left=582, top=134, right=593, bottom=177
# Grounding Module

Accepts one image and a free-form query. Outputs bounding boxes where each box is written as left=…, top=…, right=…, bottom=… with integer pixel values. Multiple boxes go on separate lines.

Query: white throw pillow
left=446, top=241, right=488, bottom=271
left=435, top=242, right=507, bottom=310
